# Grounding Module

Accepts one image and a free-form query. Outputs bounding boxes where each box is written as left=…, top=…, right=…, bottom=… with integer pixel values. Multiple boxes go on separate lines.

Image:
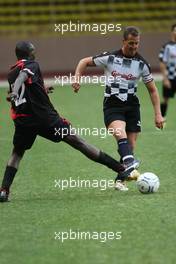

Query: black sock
left=118, top=138, right=134, bottom=164
left=160, top=103, right=167, bottom=117
left=97, top=151, right=124, bottom=172
left=1, top=166, right=17, bottom=191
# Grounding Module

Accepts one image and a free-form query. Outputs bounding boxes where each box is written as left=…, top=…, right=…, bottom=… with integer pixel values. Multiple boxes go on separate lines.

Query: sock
left=160, top=103, right=167, bottom=117
left=1, top=166, right=17, bottom=191
left=97, top=151, right=124, bottom=172
left=118, top=138, right=134, bottom=164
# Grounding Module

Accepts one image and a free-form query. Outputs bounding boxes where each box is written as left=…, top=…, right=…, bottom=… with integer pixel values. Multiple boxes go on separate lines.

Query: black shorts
left=163, top=79, right=176, bottom=98
left=13, top=117, right=71, bottom=151
left=103, top=95, right=141, bottom=132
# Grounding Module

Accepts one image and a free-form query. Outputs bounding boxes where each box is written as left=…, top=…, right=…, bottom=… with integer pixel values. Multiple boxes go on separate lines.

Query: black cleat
left=115, top=159, right=140, bottom=182
left=0, top=189, right=10, bottom=202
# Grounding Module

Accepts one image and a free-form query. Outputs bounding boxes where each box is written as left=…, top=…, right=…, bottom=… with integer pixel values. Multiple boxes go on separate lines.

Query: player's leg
left=107, top=120, right=139, bottom=190
left=124, top=103, right=141, bottom=159
left=38, top=118, right=137, bottom=180
left=0, top=147, right=25, bottom=202
left=127, top=132, right=139, bottom=152
left=108, top=120, right=138, bottom=167
left=62, top=132, right=125, bottom=173
left=160, top=97, right=169, bottom=118
left=103, top=103, right=138, bottom=167
left=160, top=80, right=175, bottom=117
left=0, top=125, right=37, bottom=202
left=126, top=132, right=140, bottom=180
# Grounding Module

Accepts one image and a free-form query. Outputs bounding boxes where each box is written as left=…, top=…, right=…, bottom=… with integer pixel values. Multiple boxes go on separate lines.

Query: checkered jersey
left=159, top=41, right=176, bottom=80
left=93, top=49, right=153, bottom=102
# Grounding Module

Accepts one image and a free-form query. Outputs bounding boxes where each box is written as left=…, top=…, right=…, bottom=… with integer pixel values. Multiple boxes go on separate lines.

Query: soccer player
left=159, top=24, right=176, bottom=118
left=72, top=26, right=164, bottom=191
left=0, top=41, right=138, bottom=202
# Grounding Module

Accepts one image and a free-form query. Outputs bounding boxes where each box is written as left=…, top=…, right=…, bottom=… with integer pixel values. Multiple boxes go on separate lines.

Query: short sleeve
left=21, top=61, right=38, bottom=77
left=93, top=52, right=110, bottom=67
left=162, top=46, right=170, bottom=63
left=142, top=63, right=153, bottom=84
left=21, top=61, right=41, bottom=84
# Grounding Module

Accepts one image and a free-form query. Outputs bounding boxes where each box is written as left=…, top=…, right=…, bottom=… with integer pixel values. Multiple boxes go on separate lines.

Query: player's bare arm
left=159, top=61, right=171, bottom=89
left=72, top=57, right=95, bottom=93
left=146, top=80, right=165, bottom=129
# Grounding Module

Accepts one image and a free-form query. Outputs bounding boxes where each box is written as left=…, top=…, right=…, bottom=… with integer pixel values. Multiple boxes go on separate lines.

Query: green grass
left=0, top=82, right=176, bottom=264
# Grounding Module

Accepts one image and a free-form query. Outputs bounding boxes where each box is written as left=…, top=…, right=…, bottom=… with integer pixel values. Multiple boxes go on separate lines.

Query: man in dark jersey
left=0, top=41, right=138, bottom=202
left=72, top=27, right=164, bottom=191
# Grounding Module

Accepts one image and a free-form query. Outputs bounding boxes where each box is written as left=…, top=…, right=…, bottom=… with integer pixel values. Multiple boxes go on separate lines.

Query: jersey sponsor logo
left=111, top=70, right=137, bottom=81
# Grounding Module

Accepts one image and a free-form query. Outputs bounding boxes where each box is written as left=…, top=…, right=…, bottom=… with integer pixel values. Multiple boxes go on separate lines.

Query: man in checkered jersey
left=159, top=24, right=176, bottom=118
left=72, top=26, right=164, bottom=191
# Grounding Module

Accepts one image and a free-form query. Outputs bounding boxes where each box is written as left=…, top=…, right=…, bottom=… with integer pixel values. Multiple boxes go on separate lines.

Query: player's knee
left=113, top=129, right=126, bottom=140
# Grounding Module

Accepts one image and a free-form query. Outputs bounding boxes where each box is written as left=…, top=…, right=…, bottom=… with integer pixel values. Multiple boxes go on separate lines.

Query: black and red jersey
left=8, top=59, right=59, bottom=126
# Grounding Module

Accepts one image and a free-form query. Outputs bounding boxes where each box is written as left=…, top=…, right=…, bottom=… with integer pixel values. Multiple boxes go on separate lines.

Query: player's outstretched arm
left=72, top=57, right=95, bottom=93
left=145, top=80, right=165, bottom=129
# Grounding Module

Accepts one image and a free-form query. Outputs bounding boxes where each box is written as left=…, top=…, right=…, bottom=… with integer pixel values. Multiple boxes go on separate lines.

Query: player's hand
left=6, top=94, right=11, bottom=102
left=72, top=82, right=80, bottom=93
left=6, top=90, right=12, bottom=102
left=155, top=113, right=165, bottom=129
left=10, top=92, right=18, bottom=102
left=163, top=78, right=171, bottom=89
left=6, top=92, right=18, bottom=102
left=45, top=86, right=54, bottom=94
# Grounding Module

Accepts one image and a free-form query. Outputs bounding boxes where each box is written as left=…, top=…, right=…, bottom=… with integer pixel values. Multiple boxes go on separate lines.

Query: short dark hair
left=171, top=24, right=176, bottom=31
left=15, top=41, right=35, bottom=60
left=123, top=26, right=140, bottom=40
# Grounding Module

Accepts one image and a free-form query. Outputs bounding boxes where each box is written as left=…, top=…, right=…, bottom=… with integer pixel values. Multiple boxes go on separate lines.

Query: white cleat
left=115, top=180, right=129, bottom=191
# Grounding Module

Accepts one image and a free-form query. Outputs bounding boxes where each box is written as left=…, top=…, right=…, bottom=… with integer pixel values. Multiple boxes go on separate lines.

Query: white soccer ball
left=136, top=172, right=160, bottom=194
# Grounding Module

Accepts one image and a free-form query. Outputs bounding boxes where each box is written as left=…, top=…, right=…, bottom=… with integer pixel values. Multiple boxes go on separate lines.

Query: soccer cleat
left=127, top=169, right=140, bottom=181
left=115, top=180, right=129, bottom=191
left=0, top=188, right=9, bottom=202
left=117, top=159, right=140, bottom=181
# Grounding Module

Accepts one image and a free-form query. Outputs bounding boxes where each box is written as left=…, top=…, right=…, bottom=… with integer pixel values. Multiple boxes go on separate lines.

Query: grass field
left=0, top=82, right=176, bottom=264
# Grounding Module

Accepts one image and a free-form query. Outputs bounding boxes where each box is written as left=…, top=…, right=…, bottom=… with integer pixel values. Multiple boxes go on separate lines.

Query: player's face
left=122, top=34, right=140, bottom=57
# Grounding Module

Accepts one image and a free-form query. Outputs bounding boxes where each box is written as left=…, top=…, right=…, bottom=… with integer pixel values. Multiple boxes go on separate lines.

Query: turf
left=0, top=82, right=176, bottom=264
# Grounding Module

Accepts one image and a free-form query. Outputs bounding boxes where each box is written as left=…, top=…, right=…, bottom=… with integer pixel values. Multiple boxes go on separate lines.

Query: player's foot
left=118, top=159, right=140, bottom=181
left=127, top=169, right=140, bottom=181
left=0, top=188, right=9, bottom=202
left=115, top=180, right=129, bottom=191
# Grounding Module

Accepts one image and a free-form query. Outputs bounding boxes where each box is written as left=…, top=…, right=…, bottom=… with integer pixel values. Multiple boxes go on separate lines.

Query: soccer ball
left=136, top=172, right=160, bottom=194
